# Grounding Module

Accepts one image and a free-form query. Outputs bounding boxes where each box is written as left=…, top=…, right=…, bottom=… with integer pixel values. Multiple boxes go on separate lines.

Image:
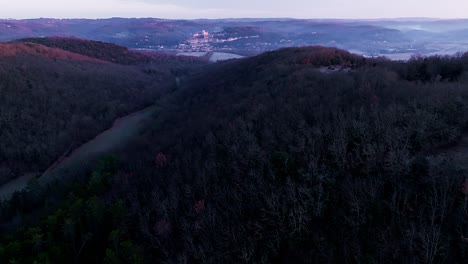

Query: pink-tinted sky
left=2, top=0, right=468, bottom=19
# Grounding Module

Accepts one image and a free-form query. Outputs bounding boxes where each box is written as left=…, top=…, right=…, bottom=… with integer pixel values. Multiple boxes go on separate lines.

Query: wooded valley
left=0, top=41, right=467, bottom=263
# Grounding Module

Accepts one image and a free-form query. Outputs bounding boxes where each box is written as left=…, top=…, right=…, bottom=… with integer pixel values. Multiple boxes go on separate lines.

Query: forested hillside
left=1, top=46, right=468, bottom=263
left=0, top=40, right=199, bottom=185
left=17, top=37, right=200, bottom=65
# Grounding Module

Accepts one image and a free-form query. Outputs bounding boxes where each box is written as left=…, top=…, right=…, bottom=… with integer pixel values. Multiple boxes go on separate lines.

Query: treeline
left=256, top=46, right=366, bottom=67
left=403, top=55, right=464, bottom=82
left=1, top=47, right=468, bottom=263
left=374, top=53, right=468, bottom=83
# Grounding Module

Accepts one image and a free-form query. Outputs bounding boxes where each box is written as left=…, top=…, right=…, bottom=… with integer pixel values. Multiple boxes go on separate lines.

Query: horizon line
left=2, top=16, right=468, bottom=21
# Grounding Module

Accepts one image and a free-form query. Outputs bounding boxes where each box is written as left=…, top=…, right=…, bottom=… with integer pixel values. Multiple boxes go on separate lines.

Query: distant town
left=177, top=30, right=260, bottom=53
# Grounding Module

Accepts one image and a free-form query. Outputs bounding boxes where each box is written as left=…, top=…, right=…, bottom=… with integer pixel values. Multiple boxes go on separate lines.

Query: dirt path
left=0, top=173, right=37, bottom=200
left=0, top=105, right=157, bottom=200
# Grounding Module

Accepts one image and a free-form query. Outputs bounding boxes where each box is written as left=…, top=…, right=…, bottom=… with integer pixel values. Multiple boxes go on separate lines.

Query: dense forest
left=1, top=45, right=468, bottom=263
left=0, top=40, right=200, bottom=185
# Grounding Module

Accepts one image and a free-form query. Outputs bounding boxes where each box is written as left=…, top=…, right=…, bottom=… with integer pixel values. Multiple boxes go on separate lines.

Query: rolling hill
left=16, top=37, right=204, bottom=64
left=0, top=42, right=106, bottom=63
left=0, top=46, right=467, bottom=263
left=2, top=18, right=468, bottom=59
left=0, top=39, right=200, bottom=186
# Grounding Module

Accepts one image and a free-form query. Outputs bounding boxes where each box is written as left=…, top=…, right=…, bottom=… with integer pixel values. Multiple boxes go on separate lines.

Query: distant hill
left=2, top=18, right=468, bottom=59
left=17, top=37, right=200, bottom=64
left=0, top=42, right=107, bottom=63
left=17, top=37, right=149, bottom=64
left=252, top=46, right=365, bottom=66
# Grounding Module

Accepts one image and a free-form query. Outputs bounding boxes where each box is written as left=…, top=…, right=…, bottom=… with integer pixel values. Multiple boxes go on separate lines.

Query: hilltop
left=17, top=37, right=202, bottom=64
left=246, top=46, right=365, bottom=66
left=0, top=42, right=106, bottom=63
left=17, top=37, right=149, bottom=64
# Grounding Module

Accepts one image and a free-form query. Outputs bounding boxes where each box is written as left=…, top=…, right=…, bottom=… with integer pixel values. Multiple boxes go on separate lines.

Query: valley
left=0, top=38, right=467, bottom=263
left=0, top=104, right=158, bottom=200
left=3, top=0, right=468, bottom=262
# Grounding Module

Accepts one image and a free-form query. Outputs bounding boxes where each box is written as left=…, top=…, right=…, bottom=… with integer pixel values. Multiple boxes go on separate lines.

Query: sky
left=1, top=0, right=468, bottom=19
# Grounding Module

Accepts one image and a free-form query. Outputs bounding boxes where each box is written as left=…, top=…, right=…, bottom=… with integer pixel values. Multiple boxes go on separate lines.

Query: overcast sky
left=1, top=0, right=467, bottom=19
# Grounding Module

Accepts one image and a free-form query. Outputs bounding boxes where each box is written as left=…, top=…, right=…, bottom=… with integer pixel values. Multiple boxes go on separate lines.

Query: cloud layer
left=1, top=0, right=467, bottom=19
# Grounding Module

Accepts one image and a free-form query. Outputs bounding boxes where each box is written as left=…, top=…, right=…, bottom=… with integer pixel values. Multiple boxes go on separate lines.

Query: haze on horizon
left=1, top=0, right=468, bottom=20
